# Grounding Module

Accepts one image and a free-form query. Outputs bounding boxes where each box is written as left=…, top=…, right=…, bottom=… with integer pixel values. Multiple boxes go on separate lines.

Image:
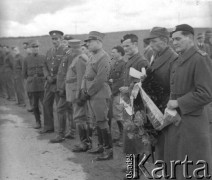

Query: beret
left=171, top=24, right=194, bottom=36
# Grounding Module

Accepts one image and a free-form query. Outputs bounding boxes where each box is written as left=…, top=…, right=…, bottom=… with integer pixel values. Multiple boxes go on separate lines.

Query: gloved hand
left=59, top=89, right=65, bottom=97
left=77, top=89, right=90, bottom=106
left=47, top=76, right=54, bottom=84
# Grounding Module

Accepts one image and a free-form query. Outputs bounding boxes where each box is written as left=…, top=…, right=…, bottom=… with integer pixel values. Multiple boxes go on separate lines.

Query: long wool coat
left=164, top=46, right=212, bottom=179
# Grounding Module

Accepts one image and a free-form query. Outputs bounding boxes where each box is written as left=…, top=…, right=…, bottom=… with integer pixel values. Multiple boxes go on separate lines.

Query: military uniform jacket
left=23, top=54, right=45, bottom=92
left=164, top=46, right=212, bottom=178
left=57, top=50, right=74, bottom=92
left=3, top=53, right=14, bottom=72
left=196, top=43, right=211, bottom=56
left=83, top=49, right=111, bottom=99
left=43, top=45, right=65, bottom=92
left=13, top=54, right=24, bottom=79
left=66, top=53, right=87, bottom=102
left=109, top=58, right=126, bottom=96
left=0, top=52, right=4, bottom=71
left=123, top=52, right=149, bottom=87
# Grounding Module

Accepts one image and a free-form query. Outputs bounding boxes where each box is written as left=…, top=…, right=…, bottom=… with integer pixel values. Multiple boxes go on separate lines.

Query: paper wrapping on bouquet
left=129, top=67, right=181, bottom=130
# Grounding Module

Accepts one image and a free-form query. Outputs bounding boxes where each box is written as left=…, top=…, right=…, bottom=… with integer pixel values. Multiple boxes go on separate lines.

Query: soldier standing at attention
left=109, top=45, right=126, bottom=146
left=12, top=47, right=26, bottom=107
left=50, top=35, right=76, bottom=143
left=40, top=30, right=65, bottom=134
left=82, top=31, right=113, bottom=161
left=2, top=45, right=16, bottom=101
left=0, top=44, right=6, bottom=98
left=23, top=41, right=34, bottom=112
left=65, top=39, right=91, bottom=152
left=23, top=40, right=45, bottom=129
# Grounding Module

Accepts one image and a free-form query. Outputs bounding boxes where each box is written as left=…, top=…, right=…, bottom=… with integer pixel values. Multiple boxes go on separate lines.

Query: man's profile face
left=51, top=37, right=61, bottom=47
left=31, top=46, right=39, bottom=54
left=122, top=39, right=136, bottom=56
left=197, top=37, right=205, bottom=44
left=86, top=40, right=99, bottom=52
left=172, top=31, right=191, bottom=53
left=111, top=49, right=120, bottom=60
left=150, top=37, right=166, bottom=53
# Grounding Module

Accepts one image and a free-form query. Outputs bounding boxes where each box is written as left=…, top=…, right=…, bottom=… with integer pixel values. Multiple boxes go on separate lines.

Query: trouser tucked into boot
left=72, top=123, right=92, bottom=152
left=95, top=127, right=113, bottom=161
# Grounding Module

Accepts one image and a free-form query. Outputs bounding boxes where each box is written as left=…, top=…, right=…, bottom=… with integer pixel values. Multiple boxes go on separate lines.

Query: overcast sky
left=0, top=0, right=211, bottom=37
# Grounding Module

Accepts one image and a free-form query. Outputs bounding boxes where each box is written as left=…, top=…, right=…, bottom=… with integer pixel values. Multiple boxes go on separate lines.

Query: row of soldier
left=0, top=25, right=212, bottom=176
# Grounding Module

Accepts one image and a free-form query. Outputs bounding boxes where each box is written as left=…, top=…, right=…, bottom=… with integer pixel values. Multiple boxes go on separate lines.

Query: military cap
left=84, top=31, right=105, bottom=42
left=29, top=40, right=39, bottom=47
left=49, top=30, right=64, bottom=38
left=197, top=33, right=204, bottom=39
left=68, top=39, right=81, bottom=48
left=146, top=27, right=169, bottom=40
left=171, top=24, right=194, bottom=36
left=64, top=34, right=74, bottom=40
left=205, top=30, right=212, bottom=38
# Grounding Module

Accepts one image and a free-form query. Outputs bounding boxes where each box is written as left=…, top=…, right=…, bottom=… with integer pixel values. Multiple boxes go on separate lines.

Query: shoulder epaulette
left=196, top=49, right=208, bottom=57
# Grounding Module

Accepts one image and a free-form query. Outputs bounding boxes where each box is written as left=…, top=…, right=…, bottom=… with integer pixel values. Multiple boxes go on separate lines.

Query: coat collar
left=126, top=53, right=141, bottom=68
left=177, top=46, right=196, bottom=66
left=151, top=47, right=171, bottom=70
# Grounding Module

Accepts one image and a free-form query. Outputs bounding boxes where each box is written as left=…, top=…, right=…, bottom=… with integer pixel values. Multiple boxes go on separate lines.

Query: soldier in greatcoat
left=65, top=39, right=91, bottom=152
left=40, top=30, right=66, bottom=134
left=23, top=40, right=45, bottom=129
left=23, top=41, right=34, bottom=112
left=166, top=24, right=212, bottom=179
left=2, top=45, right=16, bottom=101
left=12, top=47, right=26, bottom=107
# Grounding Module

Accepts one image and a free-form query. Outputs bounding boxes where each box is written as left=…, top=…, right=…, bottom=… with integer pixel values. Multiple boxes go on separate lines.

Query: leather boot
left=33, top=122, right=41, bottom=129
left=72, top=124, right=90, bottom=152
left=95, top=128, right=113, bottom=161
left=95, top=147, right=113, bottom=161
left=49, top=135, right=65, bottom=143
left=87, top=126, right=104, bottom=154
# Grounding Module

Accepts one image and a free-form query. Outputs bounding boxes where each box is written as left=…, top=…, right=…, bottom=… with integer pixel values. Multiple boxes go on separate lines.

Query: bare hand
left=167, top=100, right=179, bottom=110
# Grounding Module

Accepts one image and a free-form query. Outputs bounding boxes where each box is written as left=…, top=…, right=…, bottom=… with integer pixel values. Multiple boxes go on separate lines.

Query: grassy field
left=0, top=28, right=211, bottom=56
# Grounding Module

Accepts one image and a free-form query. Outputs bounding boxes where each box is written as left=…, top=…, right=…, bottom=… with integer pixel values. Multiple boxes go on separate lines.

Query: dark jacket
left=123, top=52, right=149, bottom=88
left=43, top=45, right=65, bottom=92
left=23, top=54, right=45, bottom=92
left=143, top=47, right=178, bottom=112
left=109, top=58, right=126, bottom=96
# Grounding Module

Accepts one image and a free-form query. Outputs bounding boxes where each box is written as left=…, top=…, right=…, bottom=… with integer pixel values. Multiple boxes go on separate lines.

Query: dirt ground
left=0, top=97, right=154, bottom=180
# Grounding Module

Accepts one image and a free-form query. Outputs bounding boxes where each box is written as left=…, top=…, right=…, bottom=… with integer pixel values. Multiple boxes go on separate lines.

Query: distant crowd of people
left=0, top=24, right=212, bottom=179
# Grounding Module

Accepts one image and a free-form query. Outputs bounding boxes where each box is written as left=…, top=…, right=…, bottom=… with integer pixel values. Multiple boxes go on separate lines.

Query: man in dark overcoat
left=143, top=27, right=178, bottom=161
left=166, top=24, right=212, bottom=179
